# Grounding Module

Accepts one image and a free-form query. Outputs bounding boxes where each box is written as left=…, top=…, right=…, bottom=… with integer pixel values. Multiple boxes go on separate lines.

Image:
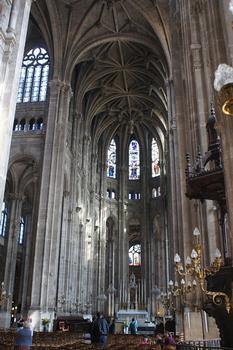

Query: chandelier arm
left=197, top=276, right=231, bottom=314
left=205, top=290, right=231, bottom=314
left=176, top=269, right=194, bottom=277
left=176, top=270, right=186, bottom=276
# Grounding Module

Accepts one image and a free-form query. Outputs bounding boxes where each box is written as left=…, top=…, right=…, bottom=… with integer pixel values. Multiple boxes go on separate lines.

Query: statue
left=129, top=273, right=137, bottom=289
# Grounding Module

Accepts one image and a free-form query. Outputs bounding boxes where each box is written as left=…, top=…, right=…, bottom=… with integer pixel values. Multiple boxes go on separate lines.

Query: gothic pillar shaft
left=118, top=162, right=128, bottom=303
left=8, top=0, right=19, bottom=33
left=30, top=80, right=72, bottom=313
left=4, top=194, right=23, bottom=306
left=57, top=193, right=70, bottom=313
left=0, top=0, right=31, bottom=221
left=21, top=212, right=32, bottom=311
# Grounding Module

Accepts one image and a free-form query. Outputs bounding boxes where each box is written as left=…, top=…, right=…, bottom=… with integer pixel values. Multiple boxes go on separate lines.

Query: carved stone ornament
left=214, top=64, right=233, bottom=92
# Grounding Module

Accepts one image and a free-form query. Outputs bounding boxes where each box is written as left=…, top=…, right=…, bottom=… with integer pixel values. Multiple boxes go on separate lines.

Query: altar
left=116, top=309, right=155, bottom=335
left=117, top=309, right=149, bottom=323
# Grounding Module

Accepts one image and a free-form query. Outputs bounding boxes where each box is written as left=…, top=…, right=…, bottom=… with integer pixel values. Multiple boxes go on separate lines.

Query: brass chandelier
left=174, top=228, right=231, bottom=313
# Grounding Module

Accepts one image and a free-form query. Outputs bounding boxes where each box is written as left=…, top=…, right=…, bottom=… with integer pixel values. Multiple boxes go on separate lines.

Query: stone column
left=219, top=0, right=233, bottom=66
left=77, top=222, right=84, bottom=309
left=117, top=164, right=128, bottom=308
left=20, top=211, right=32, bottom=312
left=56, top=191, right=70, bottom=315
left=0, top=192, right=24, bottom=327
left=0, top=0, right=32, bottom=215
left=29, top=80, right=72, bottom=327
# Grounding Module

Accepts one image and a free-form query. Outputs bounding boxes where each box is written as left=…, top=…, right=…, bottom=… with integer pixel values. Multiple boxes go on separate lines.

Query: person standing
left=90, top=315, right=98, bottom=344
left=109, top=318, right=115, bottom=334
left=129, top=318, right=138, bottom=335
left=15, top=321, right=33, bottom=349
left=93, top=312, right=109, bottom=346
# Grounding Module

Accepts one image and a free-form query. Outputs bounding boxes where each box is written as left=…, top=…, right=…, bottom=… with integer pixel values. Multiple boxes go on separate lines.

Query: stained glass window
left=18, top=217, right=25, bottom=244
left=152, top=138, right=160, bottom=177
left=129, top=140, right=140, bottom=180
left=0, top=202, right=7, bottom=237
left=129, top=244, right=141, bottom=266
left=17, top=47, right=50, bottom=103
left=107, top=139, right=116, bottom=178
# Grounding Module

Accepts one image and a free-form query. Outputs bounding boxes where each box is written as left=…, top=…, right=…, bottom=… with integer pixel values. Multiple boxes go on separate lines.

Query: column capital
left=8, top=192, right=24, bottom=201
left=49, top=79, right=73, bottom=98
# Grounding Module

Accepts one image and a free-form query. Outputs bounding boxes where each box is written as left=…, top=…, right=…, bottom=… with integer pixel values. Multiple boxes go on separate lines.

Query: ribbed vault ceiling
left=76, top=40, right=167, bottom=135
left=32, top=0, right=170, bottom=143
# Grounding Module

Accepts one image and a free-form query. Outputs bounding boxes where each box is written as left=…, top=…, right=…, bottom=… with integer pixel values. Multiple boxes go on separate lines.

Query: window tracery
left=129, top=140, right=140, bottom=180
left=129, top=244, right=141, bottom=266
left=107, top=139, right=116, bottom=178
left=17, top=47, right=50, bottom=103
left=152, top=138, right=160, bottom=177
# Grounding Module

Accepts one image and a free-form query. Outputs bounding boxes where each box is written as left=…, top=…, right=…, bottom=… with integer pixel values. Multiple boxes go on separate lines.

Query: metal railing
left=177, top=339, right=233, bottom=350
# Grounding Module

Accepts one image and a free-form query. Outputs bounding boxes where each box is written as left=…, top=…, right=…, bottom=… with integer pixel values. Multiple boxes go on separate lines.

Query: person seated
left=140, top=337, right=152, bottom=345
left=154, top=334, right=163, bottom=350
left=163, top=332, right=176, bottom=350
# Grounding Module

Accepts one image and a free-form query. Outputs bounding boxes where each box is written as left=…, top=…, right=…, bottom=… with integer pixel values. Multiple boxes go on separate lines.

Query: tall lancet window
left=0, top=202, right=7, bottom=237
left=18, top=217, right=25, bottom=245
left=107, top=138, right=116, bottom=178
left=152, top=138, right=160, bottom=177
left=129, top=140, right=140, bottom=180
left=17, top=47, right=50, bottom=103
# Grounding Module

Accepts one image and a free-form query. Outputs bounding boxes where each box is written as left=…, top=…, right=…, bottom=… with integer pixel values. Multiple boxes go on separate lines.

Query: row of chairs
left=0, top=330, right=83, bottom=349
left=0, top=331, right=169, bottom=350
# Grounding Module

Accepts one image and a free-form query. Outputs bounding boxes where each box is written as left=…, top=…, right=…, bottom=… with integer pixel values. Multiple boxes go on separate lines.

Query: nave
left=0, top=0, right=233, bottom=348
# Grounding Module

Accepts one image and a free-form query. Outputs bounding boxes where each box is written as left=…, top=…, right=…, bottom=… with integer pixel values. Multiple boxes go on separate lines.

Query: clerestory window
left=152, top=138, right=160, bottom=177
left=129, top=140, right=140, bottom=180
left=17, top=47, right=50, bottom=103
left=18, top=217, right=25, bottom=244
left=0, top=202, right=7, bottom=237
left=107, top=138, right=116, bottom=178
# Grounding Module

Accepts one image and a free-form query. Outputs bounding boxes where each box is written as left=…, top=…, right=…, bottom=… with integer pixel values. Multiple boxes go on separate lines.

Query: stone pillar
left=118, top=163, right=128, bottom=308
left=56, top=191, right=70, bottom=315
left=219, top=0, right=233, bottom=66
left=20, top=211, right=32, bottom=311
left=0, top=192, right=24, bottom=327
left=0, top=0, right=32, bottom=216
left=29, top=80, right=72, bottom=327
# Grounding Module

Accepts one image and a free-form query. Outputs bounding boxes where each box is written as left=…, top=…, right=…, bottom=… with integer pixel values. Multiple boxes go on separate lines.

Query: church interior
left=1, top=0, right=233, bottom=348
